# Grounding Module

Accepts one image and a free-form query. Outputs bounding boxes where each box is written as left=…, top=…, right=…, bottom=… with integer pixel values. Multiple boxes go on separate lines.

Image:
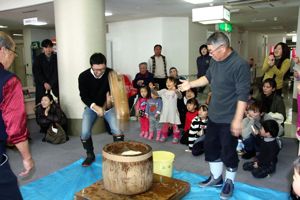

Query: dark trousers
left=192, top=140, right=205, bottom=156
left=0, top=155, right=23, bottom=200
left=243, top=161, right=276, bottom=178
left=243, top=134, right=260, bottom=152
left=154, top=78, right=166, bottom=89
left=204, top=118, right=239, bottom=168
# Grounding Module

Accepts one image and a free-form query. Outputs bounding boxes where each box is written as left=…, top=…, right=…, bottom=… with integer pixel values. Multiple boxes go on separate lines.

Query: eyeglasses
left=92, top=67, right=106, bottom=73
left=208, top=45, right=223, bottom=55
left=7, top=47, right=19, bottom=58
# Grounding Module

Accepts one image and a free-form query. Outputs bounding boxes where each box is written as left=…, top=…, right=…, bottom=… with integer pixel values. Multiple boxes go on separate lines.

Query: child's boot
left=172, top=131, right=180, bottom=144
left=148, top=131, right=154, bottom=140
left=139, top=131, right=145, bottom=137
left=159, top=131, right=168, bottom=142
left=156, top=131, right=161, bottom=141
left=144, top=131, right=149, bottom=138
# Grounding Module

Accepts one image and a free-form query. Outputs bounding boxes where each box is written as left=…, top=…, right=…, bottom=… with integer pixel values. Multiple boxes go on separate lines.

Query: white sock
left=225, top=170, right=237, bottom=184
left=209, top=162, right=223, bottom=179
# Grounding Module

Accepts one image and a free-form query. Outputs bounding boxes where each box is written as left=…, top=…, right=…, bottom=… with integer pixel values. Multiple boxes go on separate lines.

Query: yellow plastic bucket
left=153, top=151, right=175, bottom=177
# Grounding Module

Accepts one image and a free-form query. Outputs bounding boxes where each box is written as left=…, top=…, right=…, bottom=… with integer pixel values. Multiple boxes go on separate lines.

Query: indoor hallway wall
left=106, top=17, right=163, bottom=80
left=240, top=31, right=265, bottom=79
left=188, top=20, right=214, bottom=80
left=267, top=36, right=287, bottom=51
left=106, top=17, right=206, bottom=81
left=162, top=17, right=189, bottom=76
left=230, top=25, right=239, bottom=52
left=247, top=31, right=265, bottom=78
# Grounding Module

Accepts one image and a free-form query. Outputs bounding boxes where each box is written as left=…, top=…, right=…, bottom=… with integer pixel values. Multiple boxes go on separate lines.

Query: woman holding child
left=241, top=101, right=283, bottom=159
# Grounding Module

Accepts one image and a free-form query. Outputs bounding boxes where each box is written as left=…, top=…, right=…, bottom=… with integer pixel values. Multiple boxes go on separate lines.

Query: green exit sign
left=219, top=23, right=232, bottom=32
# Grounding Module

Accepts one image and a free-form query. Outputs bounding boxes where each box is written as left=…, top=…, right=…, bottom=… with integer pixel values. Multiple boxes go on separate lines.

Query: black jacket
left=35, top=103, right=67, bottom=128
left=33, top=53, right=59, bottom=104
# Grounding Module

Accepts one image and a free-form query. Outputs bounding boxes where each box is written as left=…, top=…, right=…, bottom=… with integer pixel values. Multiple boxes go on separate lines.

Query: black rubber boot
left=113, top=134, right=124, bottom=142
left=81, top=137, right=95, bottom=167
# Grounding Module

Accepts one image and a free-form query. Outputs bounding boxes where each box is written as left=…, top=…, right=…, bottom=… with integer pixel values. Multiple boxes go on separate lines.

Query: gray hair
left=206, top=32, right=230, bottom=48
left=139, top=62, right=147, bottom=68
left=0, top=31, right=14, bottom=50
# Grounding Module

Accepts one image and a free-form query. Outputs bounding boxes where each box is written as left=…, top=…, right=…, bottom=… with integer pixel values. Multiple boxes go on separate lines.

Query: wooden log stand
left=74, top=173, right=190, bottom=200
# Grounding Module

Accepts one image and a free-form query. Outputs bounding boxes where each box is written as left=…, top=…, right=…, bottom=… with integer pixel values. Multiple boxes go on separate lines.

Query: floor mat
left=20, top=154, right=289, bottom=200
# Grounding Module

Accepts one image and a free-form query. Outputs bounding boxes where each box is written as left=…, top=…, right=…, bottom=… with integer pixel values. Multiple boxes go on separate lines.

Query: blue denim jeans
left=81, top=107, right=122, bottom=139
left=243, top=134, right=260, bottom=152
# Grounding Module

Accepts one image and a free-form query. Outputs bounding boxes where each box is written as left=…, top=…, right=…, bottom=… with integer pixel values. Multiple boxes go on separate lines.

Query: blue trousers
left=243, top=134, right=260, bottom=152
left=0, top=154, right=23, bottom=200
left=81, top=107, right=122, bottom=139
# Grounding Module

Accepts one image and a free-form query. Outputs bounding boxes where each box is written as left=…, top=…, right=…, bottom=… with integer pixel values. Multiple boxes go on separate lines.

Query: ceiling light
left=200, top=20, right=225, bottom=24
left=287, top=33, right=297, bottom=36
left=230, top=9, right=242, bottom=13
left=0, top=25, right=8, bottom=28
left=292, top=36, right=297, bottom=42
left=33, top=22, right=47, bottom=26
left=185, top=0, right=213, bottom=4
left=193, top=6, right=230, bottom=24
left=105, top=12, right=113, bottom=16
left=251, top=19, right=267, bottom=23
left=13, top=34, right=23, bottom=36
left=271, top=26, right=284, bottom=29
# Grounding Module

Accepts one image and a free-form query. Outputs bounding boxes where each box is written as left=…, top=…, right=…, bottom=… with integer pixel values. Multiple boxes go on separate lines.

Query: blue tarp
left=20, top=154, right=289, bottom=200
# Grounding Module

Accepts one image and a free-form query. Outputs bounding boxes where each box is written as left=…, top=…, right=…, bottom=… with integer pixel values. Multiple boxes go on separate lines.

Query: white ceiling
left=0, top=0, right=299, bottom=37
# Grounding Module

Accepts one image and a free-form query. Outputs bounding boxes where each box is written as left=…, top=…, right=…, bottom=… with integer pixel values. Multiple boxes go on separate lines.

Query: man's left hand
left=231, top=118, right=243, bottom=137
left=19, top=157, right=34, bottom=176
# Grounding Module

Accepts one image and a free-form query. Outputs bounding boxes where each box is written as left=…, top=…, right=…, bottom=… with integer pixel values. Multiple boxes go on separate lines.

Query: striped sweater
left=188, top=116, right=208, bottom=150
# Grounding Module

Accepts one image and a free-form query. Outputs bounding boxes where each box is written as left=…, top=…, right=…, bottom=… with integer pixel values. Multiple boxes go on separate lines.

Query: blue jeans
left=243, top=134, right=260, bottom=152
left=81, top=107, right=122, bottom=139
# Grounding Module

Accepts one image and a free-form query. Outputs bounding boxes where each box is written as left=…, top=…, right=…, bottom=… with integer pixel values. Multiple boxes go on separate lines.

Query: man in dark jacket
left=33, top=39, right=59, bottom=105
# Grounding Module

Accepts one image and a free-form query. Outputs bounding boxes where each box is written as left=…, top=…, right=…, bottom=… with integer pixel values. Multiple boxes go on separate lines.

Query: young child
left=241, top=101, right=283, bottom=159
left=243, top=119, right=280, bottom=178
left=136, top=86, right=151, bottom=138
left=177, top=88, right=198, bottom=129
left=291, top=157, right=300, bottom=199
left=149, top=76, right=182, bottom=143
left=188, top=104, right=209, bottom=155
left=145, top=88, right=163, bottom=140
left=179, top=98, right=198, bottom=145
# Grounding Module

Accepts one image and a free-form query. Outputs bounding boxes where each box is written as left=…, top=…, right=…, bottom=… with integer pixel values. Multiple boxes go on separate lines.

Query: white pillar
left=54, top=0, right=106, bottom=135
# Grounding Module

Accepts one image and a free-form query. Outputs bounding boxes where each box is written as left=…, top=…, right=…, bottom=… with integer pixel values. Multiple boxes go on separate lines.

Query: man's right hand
left=137, top=80, right=144, bottom=86
left=178, top=79, right=191, bottom=92
left=44, top=83, right=51, bottom=90
left=93, top=105, right=104, bottom=117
